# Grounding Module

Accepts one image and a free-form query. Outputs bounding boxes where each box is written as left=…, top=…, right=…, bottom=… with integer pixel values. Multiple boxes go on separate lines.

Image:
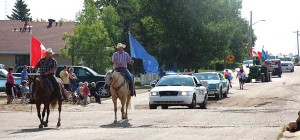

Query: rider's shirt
left=112, top=50, right=131, bottom=69
left=36, top=57, right=57, bottom=75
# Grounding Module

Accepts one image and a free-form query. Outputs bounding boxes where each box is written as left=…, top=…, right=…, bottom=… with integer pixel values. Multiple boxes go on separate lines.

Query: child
left=75, top=82, right=84, bottom=104
left=82, top=82, right=90, bottom=106
left=20, top=80, right=29, bottom=103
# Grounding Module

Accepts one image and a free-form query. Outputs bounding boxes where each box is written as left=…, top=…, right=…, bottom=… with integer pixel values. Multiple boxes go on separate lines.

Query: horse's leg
left=41, top=103, right=47, bottom=127
left=120, top=96, right=126, bottom=120
left=112, top=96, right=118, bottom=123
left=36, top=103, right=43, bottom=128
left=125, top=94, right=131, bottom=120
left=44, top=103, right=50, bottom=127
left=57, top=100, right=62, bottom=128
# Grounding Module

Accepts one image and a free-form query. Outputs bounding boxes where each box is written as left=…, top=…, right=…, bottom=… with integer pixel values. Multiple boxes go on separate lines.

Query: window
left=15, top=55, right=30, bottom=68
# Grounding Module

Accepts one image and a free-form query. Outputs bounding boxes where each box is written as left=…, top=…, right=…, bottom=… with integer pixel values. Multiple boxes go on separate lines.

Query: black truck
left=55, top=66, right=108, bottom=97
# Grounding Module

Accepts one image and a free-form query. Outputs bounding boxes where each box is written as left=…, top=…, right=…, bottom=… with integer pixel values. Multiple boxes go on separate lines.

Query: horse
left=104, top=70, right=131, bottom=123
left=29, top=75, right=64, bottom=128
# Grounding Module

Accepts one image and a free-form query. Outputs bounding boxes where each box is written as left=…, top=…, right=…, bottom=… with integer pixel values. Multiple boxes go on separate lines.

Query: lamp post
left=293, top=31, right=300, bottom=57
left=249, top=11, right=266, bottom=57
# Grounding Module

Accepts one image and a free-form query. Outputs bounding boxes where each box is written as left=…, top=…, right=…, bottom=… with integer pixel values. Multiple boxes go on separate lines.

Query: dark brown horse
left=29, top=76, right=64, bottom=128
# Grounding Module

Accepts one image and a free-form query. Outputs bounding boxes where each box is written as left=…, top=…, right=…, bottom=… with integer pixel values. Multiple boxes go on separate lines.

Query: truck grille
left=159, top=91, right=178, bottom=96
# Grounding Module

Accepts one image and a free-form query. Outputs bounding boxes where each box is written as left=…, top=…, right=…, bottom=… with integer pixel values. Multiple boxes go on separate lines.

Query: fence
left=140, top=74, right=158, bottom=85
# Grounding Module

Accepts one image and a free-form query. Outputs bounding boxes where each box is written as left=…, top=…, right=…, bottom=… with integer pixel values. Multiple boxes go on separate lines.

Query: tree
left=7, top=0, right=31, bottom=21
left=62, top=0, right=120, bottom=73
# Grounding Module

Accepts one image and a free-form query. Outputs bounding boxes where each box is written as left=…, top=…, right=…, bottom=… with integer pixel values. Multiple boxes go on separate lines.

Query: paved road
left=1, top=67, right=300, bottom=140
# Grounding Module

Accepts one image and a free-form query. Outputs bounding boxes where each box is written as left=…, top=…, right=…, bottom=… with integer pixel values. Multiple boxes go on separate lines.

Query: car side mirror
left=151, top=83, right=156, bottom=87
left=196, top=83, right=202, bottom=87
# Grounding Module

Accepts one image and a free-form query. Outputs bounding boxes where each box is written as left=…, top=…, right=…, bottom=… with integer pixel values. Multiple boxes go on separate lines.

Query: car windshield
left=194, top=73, right=219, bottom=80
left=279, top=57, right=292, bottom=61
left=156, top=76, right=194, bottom=86
left=243, top=60, right=253, bottom=65
left=85, top=67, right=99, bottom=75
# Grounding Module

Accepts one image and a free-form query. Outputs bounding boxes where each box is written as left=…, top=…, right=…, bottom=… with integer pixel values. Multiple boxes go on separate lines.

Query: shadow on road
left=100, top=119, right=152, bottom=128
left=10, top=127, right=55, bottom=134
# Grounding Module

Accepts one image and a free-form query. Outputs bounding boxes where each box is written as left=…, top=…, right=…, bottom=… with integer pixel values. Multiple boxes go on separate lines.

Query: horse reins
left=111, top=75, right=127, bottom=92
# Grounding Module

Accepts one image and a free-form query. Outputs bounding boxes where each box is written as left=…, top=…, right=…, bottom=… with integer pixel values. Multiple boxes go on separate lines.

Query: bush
left=134, top=80, right=141, bottom=86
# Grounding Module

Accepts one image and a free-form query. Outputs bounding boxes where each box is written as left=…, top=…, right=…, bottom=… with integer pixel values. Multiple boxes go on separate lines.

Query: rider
left=112, top=43, right=135, bottom=96
left=35, top=48, right=64, bottom=101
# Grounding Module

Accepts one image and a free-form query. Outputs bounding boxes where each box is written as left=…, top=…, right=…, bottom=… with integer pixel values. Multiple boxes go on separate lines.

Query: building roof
left=0, top=20, right=75, bottom=54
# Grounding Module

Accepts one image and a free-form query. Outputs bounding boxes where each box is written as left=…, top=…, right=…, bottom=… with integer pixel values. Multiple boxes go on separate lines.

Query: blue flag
left=262, top=48, right=269, bottom=60
left=129, top=34, right=159, bottom=74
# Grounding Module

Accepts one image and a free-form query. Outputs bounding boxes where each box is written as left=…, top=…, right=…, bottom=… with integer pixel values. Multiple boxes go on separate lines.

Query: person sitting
left=74, top=82, right=84, bottom=104
left=89, top=82, right=101, bottom=104
left=20, top=80, right=30, bottom=103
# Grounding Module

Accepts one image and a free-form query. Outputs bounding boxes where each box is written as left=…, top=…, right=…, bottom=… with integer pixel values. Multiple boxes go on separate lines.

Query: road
left=1, top=67, right=300, bottom=140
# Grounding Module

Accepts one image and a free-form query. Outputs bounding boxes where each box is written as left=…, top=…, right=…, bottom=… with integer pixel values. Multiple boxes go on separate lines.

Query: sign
left=227, top=59, right=234, bottom=64
left=227, top=54, right=235, bottom=60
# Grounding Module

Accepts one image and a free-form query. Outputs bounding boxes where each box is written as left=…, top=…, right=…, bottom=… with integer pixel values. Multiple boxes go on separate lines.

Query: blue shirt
left=21, top=70, right=28, bottom=81
left=21, top=86, right=29, bottom=93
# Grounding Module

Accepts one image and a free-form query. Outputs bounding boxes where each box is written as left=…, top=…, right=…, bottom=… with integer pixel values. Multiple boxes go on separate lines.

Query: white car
left=281, top=61, right=294, bottom=72
left=149, top=75, right=208, bottom=109
left=242, top=60, right=253, bottom=68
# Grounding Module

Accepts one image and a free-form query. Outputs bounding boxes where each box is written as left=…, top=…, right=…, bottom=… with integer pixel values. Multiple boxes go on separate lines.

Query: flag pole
left=129, top=31, right=136, bottom=96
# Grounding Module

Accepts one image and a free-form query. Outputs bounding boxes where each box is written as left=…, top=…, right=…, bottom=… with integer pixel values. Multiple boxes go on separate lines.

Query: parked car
left=281, top=61, right=294, bottom=72
left=0, top=69, right=22, bottom=92
left=266, top=59, right=282, bottom=77
left=193, top=72, right=230, bottom=99
left=149, top=75, right=208, bottom=109
left=55, top=66, right=107, bottom=97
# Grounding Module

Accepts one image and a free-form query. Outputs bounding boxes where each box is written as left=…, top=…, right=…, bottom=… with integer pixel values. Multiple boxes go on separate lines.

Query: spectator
left=82, top=82, right=90, bottom=106
left=75, top=82, right=84, bottom=104
left=20, top=80, right=29, bottom=93
left=60, top=66, right=69, bottom=90
left=21, top=65, right=28, bottom=82
left=69, top=67, right=77, bottom=92
left=5, top=67, right=14, bottom=104
left=89, top=82, right=101, bottom=104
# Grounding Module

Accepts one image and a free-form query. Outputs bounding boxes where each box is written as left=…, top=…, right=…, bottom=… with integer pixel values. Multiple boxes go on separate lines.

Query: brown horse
left=104, top=71, right=131, bottom=123
left=29, top=76, right=64, bottom=128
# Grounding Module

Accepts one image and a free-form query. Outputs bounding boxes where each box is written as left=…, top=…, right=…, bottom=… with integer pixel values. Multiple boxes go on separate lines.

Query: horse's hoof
left=114, top=120, right=117, bottom=124
left=57, top=122, right=61, bottom=128
left=43, top=123, right=48, bottom=127
left=39, top=124, right=43, bottom=129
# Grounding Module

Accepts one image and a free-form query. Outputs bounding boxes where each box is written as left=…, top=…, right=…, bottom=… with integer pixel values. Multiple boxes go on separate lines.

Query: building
left=0, top=19, right=74, bottom=70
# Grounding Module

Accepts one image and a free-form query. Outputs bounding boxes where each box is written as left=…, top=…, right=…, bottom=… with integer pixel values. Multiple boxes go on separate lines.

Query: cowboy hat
left=116, top=43, right=126, bottom=48
left=46, top=48, right=55, bottom=55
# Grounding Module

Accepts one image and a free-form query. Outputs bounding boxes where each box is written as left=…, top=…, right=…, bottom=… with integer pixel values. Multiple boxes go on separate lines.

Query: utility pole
left=249, top=11, right=253, bottom=49
left=297, top=30, right=299, bottom=57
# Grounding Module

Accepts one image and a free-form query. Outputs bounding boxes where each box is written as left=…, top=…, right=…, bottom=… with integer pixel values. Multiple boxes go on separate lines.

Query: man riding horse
left=111, top=43, right=135, bottom=96
left=33, top=48, right=65, bottom=101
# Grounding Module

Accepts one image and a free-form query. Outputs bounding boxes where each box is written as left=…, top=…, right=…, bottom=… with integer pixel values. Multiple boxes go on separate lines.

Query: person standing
left=158, top=65, right=166, bottom=79
left=82, top=82, right=90, bottom=106
left=225, top=69, right=232, bottom=88
left=60, top=66, right=70, bottom=90
left=21, top=65, right=28, bottom=82
left=5, top=67, right=14, bottom=104
left=68, top=67, right=77, bottom=92
left=112, top=43, right=135, bottom=96
left=236, top=66, right=246, bottom=90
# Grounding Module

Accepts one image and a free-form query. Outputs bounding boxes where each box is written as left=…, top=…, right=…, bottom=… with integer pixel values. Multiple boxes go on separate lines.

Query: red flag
left=30, top=36, right=46, bottom=67
left=249, top=47, right=253, bottom=57
left=257, top=51, right=262, bottom=59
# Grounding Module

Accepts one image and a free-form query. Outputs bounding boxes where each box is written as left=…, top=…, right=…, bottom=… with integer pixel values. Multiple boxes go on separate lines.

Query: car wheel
left=161, top=105, right=168, bottom=109
left=215, top=88, right=222, bottom=100
left=149, top=103, right=157, bottom=109
left=200, top=94, right=207, bottom=109
left=223, top=85, right=229, bottom=98
left=188, top=95, right=196, bottom=109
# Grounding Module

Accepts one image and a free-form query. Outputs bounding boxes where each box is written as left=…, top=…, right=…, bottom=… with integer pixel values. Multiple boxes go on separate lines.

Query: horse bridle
left=110, top=74, right=126, bottom=92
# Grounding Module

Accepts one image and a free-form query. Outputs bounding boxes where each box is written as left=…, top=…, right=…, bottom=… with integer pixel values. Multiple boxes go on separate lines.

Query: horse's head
left=104, top=70, right=113, bottom=90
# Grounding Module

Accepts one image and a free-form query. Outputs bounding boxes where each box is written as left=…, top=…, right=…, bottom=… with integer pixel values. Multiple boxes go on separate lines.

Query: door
left=193, top=77, right=204, bottom=103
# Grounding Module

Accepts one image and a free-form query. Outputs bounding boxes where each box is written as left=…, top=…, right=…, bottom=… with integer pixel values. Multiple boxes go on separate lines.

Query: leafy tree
left=7, top=0, right=31, bottom=21
left=62, top=0, right=120, bottom=73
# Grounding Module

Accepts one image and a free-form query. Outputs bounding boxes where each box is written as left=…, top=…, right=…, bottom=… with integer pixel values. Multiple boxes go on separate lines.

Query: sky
left=1, top=0, right=300, bottom=56
left=241, top=0, right=300, bottom=56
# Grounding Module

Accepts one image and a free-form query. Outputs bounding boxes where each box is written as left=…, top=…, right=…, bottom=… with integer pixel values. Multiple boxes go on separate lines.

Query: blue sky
left=1, top=0, right=300, bottom=55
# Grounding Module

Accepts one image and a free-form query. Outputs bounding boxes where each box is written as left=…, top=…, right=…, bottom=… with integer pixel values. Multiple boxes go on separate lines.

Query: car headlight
left=179, top=91, right=192, bottom=96
left=150, top=92, right=159, bottom=96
